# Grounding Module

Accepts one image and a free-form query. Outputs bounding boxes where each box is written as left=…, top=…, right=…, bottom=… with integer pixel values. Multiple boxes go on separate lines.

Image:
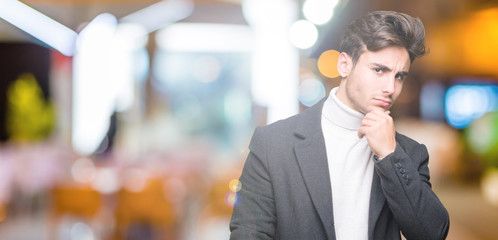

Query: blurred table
left=434, top=181, right=498, bottom=240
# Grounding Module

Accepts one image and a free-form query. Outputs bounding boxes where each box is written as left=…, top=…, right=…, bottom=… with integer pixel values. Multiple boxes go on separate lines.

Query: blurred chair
left=0, top=203, right=6, bottom=223
left=49, top=184, right=103, bottom=239
left=51, top=185, right=102, bottom=217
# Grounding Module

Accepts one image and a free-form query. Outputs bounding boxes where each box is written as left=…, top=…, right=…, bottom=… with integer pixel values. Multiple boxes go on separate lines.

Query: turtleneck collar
left=322, top=87, right=364, bottom=130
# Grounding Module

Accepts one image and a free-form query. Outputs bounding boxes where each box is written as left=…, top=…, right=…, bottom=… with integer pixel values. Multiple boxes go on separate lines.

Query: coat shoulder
left=395, top=132, right=421, bottom=147
left=255, top=99, right=325, bottom=141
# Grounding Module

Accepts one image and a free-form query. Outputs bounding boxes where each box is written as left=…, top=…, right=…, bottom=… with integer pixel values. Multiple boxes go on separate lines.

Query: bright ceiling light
left=120, top=0, right=193, bottom=33
left=72, top=13, right=119, bottom=156
left=0, top=0, right=77, bottom=56
left=243, top=0, right=300, bottom=123
left=156, top=23, right=253, bottom=52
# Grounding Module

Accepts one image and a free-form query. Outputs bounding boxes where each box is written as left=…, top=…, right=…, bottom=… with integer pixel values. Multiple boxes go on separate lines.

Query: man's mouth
left=374, top=98, right=391, bottom=107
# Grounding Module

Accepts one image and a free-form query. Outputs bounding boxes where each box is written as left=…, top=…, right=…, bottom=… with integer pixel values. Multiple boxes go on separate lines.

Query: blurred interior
left=0, top=0, right=497, bottom=239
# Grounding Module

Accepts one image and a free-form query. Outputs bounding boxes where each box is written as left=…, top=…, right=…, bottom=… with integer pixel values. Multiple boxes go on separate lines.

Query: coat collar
left=294, top=98, right=326, bottom=139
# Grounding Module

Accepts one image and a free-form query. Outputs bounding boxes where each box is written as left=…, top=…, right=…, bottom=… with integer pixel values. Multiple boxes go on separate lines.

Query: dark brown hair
left=339, top=11, right=427, bottom=64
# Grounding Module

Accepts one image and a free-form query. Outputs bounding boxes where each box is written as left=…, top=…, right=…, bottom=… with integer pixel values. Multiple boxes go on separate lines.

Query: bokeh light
left=317, top=49, right=340, bottom=78
left=228, top=179, right=242, bottom=192
left=302, top=0, right=338, bottom=25
left=289, top=20, right=318, bottom=49
left=71, top=157, right=96, bottom=183
left=465, top=111, right=498, bottom=164
left=242, top=0, right=297, bottom=28
left=445, top=84, right=498, bottom=129
left=224, top=191, right=240, bottom=208
left=122, top=168, right=148, bottom=193
left=299, top=77, right=326, bottom=107
left=70, top=222, right=95, bottom=240
left=92, top=168, right=119, bottom=194
left=481, top=168, right=498, bottom=207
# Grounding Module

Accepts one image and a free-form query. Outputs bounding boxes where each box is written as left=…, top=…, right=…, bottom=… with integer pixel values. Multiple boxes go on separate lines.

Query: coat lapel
left=293, top=99, right=336, bottom=239
left=295, top=133, right=335, bottom=239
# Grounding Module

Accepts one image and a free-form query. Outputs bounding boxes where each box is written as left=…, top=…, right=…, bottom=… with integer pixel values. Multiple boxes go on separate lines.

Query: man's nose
left=382, top=75, right=396, bottom=94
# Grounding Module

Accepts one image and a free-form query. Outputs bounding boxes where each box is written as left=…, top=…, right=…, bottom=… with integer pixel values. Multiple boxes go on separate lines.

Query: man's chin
left=370, top=106, right=390, bottom=113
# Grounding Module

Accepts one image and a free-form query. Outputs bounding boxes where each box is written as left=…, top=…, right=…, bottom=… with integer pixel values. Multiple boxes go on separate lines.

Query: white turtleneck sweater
left=321, top=87, right=375, bottom=240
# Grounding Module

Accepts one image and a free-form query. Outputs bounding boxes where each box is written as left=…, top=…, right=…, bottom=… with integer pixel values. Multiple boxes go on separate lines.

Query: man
left=230, top=10, right=449, bottom=240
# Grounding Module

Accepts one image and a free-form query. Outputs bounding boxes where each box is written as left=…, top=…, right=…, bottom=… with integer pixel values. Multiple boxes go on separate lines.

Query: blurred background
left=0, top=0, right=497, bottom=239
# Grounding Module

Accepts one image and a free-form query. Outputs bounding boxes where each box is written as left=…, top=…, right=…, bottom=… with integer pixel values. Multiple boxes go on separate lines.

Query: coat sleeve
left=374, top=140, right=450, bottom=240
left=229, top=127, right=276, bottom=240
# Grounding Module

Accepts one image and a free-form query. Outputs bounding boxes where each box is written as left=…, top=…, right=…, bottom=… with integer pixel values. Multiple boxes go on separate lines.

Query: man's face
left=337, top=46, right=411, bottom=114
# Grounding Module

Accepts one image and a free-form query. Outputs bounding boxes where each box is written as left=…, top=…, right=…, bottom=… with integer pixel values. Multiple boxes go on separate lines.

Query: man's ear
left=337, top=52, right=352, bottom=78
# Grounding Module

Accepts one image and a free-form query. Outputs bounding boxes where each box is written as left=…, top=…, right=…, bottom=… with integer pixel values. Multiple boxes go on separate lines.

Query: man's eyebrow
left=397, top=71, right=409, bottom=77
left=371, top=63, right=409, bottom=76
left=371, top=63, right=392, bottom=72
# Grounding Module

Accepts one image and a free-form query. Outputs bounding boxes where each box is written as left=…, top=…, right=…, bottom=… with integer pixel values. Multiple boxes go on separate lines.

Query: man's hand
left=358, top=109, right=396, bottom=158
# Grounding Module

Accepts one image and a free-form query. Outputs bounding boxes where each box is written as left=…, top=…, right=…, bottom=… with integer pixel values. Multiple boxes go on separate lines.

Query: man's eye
left=395, top=73, right=405, bottom=80
left=374, top=68, right=382, bottom=73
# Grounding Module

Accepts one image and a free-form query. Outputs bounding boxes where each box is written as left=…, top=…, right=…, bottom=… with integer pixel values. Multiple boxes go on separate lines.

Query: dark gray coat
left=230, top=99, right=449, bottom=240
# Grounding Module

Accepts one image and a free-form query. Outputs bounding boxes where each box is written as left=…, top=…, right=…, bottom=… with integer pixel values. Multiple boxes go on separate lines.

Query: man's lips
left=374, top=98, right=391, bottom=106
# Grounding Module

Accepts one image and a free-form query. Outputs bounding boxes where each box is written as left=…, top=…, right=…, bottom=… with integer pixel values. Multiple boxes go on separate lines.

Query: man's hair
left=339, top=11, right=427, bottom=64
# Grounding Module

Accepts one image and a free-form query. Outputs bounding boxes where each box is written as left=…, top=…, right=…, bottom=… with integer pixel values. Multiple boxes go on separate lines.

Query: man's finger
left=358, top=127, right=366, bottom=138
